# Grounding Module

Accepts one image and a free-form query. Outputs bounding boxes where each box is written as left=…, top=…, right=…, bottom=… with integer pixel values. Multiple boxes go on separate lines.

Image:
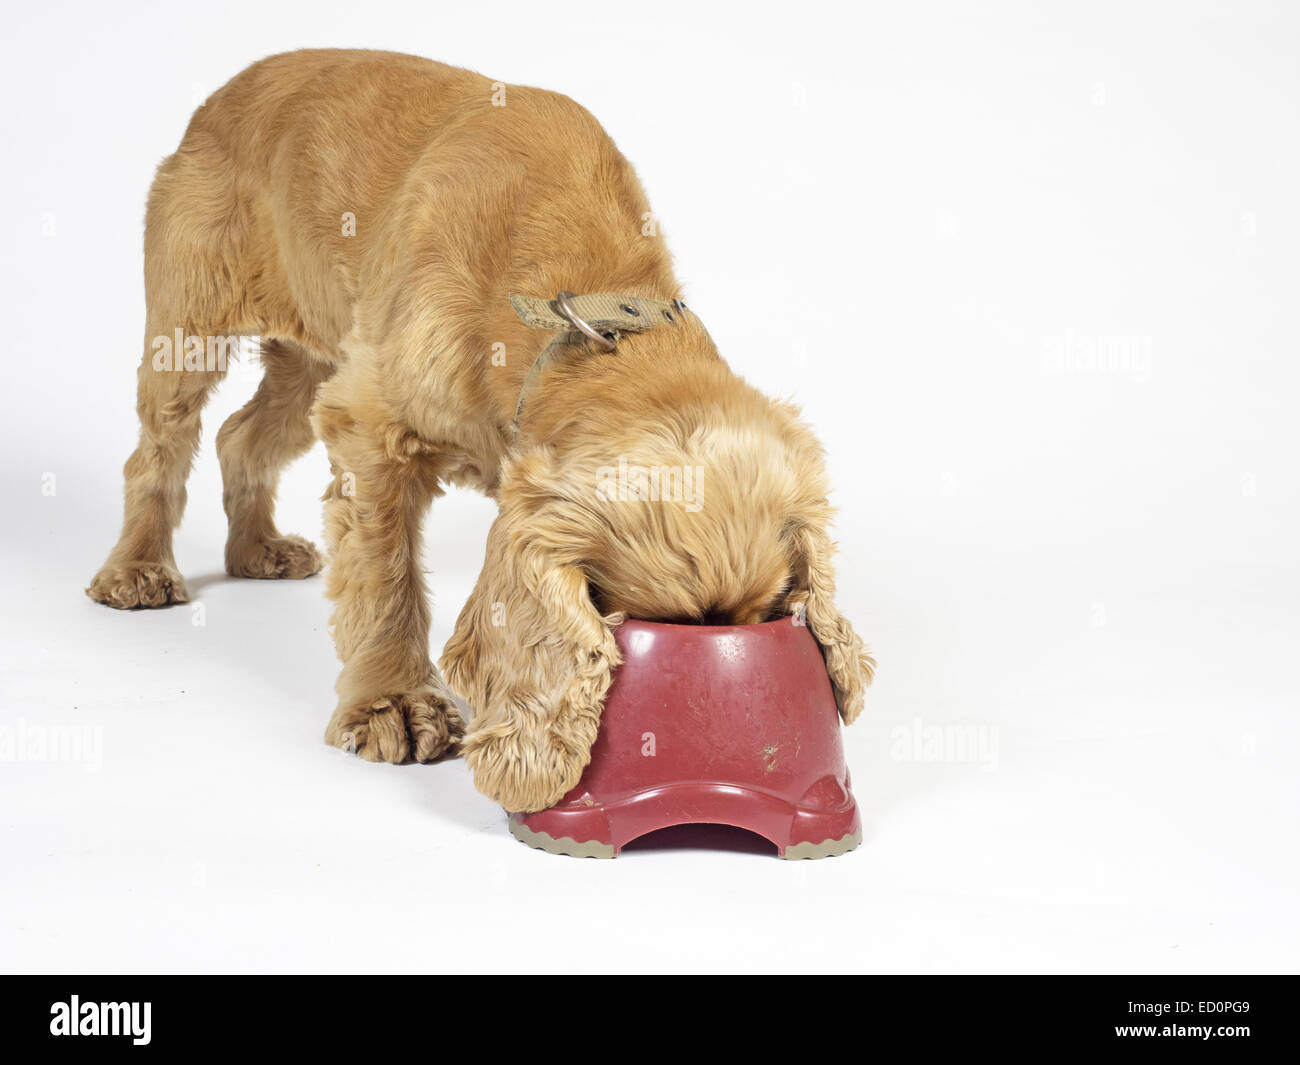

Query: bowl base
left=508, top=787, right=862, bottom=860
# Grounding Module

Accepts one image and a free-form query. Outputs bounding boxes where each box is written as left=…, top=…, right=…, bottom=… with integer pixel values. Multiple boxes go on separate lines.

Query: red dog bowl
left=509, top=616, right=861, bottom=859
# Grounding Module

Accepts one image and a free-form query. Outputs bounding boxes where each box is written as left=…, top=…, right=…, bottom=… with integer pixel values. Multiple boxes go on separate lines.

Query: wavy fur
left=86, top=50, right=874, bottom=807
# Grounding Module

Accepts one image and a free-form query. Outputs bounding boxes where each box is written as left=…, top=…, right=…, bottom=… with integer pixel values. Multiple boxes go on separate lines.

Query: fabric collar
left=507, top=291, right=691, bottom=437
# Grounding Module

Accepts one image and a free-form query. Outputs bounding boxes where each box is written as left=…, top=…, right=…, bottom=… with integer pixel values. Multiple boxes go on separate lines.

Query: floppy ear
left=440, top=458, right=622, bottom=812
left=784, top=521, right=876, bottom=724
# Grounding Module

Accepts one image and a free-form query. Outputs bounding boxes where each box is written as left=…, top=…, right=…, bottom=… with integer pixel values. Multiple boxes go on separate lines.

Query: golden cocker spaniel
left=87, top=49, right=875, bottom=812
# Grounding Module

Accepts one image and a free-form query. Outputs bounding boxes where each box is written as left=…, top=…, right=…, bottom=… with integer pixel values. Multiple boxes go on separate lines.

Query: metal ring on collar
left=555, top=290, right=617, bottom=352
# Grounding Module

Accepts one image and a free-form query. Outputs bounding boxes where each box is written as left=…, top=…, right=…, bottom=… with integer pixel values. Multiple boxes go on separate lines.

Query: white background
left=1, top=0, right=1296, bottom=974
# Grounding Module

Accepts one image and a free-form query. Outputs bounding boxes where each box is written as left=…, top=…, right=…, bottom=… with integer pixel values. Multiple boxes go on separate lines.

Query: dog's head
left=441, top=324, right=874, bottom=809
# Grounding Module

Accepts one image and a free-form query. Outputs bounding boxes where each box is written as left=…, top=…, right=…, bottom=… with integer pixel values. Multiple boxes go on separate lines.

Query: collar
left=507, top=290, right=691, bottom=438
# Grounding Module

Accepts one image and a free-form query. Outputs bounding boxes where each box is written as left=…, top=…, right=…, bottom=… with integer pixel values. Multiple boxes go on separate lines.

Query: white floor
left=1, top=448, right=1295, bottom=973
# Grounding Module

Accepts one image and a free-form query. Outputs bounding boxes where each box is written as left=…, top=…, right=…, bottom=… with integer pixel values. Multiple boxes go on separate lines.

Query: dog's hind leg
left=217, top=339, right=334, bottom=579
left=86, top=337, right=224, bottom=609
left=87, top=136, right=248, bottom=609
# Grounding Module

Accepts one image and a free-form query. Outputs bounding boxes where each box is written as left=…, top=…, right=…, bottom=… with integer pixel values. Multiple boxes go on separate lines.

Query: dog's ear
left=440, top=453, right=623, bottom=812
left=782, top=519, right=876, bottom=724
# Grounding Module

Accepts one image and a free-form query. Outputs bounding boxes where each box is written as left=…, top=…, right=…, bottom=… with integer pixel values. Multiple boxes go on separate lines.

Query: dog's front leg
left=316, top=403, right=464, bottom=763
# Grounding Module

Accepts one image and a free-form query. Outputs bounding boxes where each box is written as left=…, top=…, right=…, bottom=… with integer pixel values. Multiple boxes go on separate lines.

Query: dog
left=87, top=49, right=875, bottom=812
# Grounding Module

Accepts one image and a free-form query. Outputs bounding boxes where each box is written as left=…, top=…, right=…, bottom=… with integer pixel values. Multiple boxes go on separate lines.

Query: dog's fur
left=87, top=49, right=875, bottom=811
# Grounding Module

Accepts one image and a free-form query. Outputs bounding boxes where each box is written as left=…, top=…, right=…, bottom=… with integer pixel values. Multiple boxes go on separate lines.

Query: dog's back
left=153, top=49, right=651, bottom=356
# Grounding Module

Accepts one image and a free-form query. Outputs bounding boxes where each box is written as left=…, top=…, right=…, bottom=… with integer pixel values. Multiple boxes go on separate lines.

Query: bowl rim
left=615, top=614, right=803, bottom=636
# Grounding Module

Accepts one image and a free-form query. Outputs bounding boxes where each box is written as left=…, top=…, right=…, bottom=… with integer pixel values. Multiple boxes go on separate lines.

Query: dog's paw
left=226, top=534, right=323, bottom=580
left=326, top=689, right=465, bottom=764
left=462, top=724, right=589, bottom=813
left=86, top=561, right=189, bottom=609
